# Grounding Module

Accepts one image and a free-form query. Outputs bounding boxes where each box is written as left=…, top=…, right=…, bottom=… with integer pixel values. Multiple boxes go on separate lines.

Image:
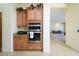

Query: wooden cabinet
left=16, top=4, right=43, bottom=51
left=17, top=11, right=23, bottom=27
left=27, top=8, right=43, bottom=21
left=17, top=10, right=27, bottom=27
left=14, top=34, right=43, bottom=51
left=20, top=38, right=27, bottom=50
left=27, top=42, right=43, bottom=51
left=27, top=9, right=35, bottom=20
left=14, top=37, right=20, bottom=50
left=13, top=34, right=28, bottom=50
left=35, top=8, right=43, bottom=20
left=22, top=10, right=27, bottom=26
left=17, top=7, right=43, bottom=27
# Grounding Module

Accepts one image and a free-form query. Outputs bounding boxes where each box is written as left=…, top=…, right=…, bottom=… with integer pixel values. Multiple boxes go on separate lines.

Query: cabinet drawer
left=27, top=43, right=35, bottom=50
left=35, top=45, right=42, bottom=50
left=27, top=43, right=43, bottom=51
left=14, top=35, right=28, bottom=39
left=14, top=36, right=19, bottom=39
left=27, top=20, right=43, bottom=25
left=20, top=36, right=28, bottom=39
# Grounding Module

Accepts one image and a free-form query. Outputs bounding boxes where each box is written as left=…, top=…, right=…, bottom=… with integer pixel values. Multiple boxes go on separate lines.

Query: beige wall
left=65, top=4, right=79, bottom=51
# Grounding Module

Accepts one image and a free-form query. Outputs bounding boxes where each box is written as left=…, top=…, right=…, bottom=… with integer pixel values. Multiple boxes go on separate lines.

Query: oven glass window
left=29, top=33, right=40, bottom=41
left=29, top=26, right=41, bottom=30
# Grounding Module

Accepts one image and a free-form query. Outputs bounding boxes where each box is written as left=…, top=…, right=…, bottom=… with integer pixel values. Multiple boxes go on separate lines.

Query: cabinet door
left=20, top=38, right=27, bottom=50
left=35, top=8, right=43, bottom=20
left=14, top=35, right=28, bottom=50
left=34, top=43, right=43, bottom=51
left=28, top=43, right=43, bottom=51
left=14, top=38, right=20, bottom=50
left=27, top=43, right=35, bottom=50
left=17, top=11, right=23, bottom=27
left=22, top=10, right=27, bottom=26
left=27, top=9, right=35, bottom=20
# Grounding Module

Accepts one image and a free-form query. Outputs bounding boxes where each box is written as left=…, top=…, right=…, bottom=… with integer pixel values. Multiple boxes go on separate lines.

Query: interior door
left=0, top=12, right=2, bottom=50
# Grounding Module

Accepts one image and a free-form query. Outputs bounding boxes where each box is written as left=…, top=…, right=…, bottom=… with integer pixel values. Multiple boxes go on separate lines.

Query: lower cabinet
left=27, top=43, right=43, bottom=51
left=19, top=39, right=28, bottom=50
left=14, top=34, right=43, bottom=51
left=14, top=38, right=20, bottom=50
left=14, top=34, right=28, bottom=50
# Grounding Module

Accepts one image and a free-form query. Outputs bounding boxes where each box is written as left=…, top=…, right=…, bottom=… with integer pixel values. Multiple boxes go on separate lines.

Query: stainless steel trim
left=28, top=41, right=40, bottom=43
left=27, top=31, right=42, bottom=33
left=28, top=25, right=42, bottom=26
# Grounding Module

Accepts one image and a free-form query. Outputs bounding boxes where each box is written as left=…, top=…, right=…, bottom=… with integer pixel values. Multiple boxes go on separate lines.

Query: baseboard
left=65, top=44, right=79, bottom=53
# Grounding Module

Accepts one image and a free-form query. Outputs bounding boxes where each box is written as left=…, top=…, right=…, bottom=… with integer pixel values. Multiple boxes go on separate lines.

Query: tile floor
left=0, top=34, right=79, bottom=56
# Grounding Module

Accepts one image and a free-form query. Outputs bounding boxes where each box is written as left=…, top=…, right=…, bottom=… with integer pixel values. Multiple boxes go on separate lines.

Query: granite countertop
left=14, top=33, right=28, bottom=36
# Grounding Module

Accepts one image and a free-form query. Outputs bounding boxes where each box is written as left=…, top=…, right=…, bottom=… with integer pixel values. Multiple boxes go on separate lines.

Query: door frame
left=0, top=12, right=2, bottom=52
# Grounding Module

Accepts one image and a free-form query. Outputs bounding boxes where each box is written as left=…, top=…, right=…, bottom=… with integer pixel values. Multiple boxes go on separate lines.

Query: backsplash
left=17, top=27, right=27, bottom=31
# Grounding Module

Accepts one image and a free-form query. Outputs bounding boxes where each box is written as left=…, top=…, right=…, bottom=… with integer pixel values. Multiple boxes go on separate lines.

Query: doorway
left=50, top=8, right=66, bottom=46
left=0, top=12, right=2, bottom=52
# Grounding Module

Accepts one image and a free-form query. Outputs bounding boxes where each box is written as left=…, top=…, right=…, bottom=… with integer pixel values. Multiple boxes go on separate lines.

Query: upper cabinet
left=17, top=8, right=27, bottom=27
left=27, top=8, right=35, bottom=20
left=27, top=8, right=43, bottom=21
left=27, top=4, right=43, bottom=21
left=22, top=10, right=27, bottom=26
left=17, top=10, right=23, bottom=27
left=17, top=4, right=43, bottom=27
left=35, top=8, right=43, bottom=20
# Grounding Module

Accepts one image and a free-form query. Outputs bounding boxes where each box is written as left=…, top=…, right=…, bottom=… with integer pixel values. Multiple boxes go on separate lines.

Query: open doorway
left=50, top=8, right=66, bottom=46
left=0, top=12, right=2, bottom=52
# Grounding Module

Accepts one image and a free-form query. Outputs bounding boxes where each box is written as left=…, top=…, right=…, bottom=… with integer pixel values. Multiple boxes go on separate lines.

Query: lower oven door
left=28, top=32, right=40, bottom=42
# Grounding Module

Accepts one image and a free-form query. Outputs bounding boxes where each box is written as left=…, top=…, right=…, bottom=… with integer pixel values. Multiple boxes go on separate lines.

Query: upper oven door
left=29, top=26, right=41, bottom=31
left=28, top=23, right=42, bottom=32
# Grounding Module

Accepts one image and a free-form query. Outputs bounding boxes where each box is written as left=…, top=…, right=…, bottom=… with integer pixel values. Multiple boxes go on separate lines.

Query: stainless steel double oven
left=27, top=23, right=42, bottom=42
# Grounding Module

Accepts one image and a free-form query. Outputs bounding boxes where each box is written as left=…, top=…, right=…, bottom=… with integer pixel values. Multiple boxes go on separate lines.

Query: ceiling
left=50, top=8, right=65, bottom=23
left=15, top=3, right=37, bottom=9
left=50, top=3, right=66, bottom=7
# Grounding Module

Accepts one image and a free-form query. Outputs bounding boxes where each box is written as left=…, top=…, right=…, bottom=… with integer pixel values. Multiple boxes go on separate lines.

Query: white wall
left=0, top=4, right=17, bottom=52
left=50, top=5, right=65, bottom=34
left=43, top=3, right=50, bottom=53
left=65, top=4, right=79, bottom=51
left=50, top=8, right=65, bottom=22
left=50, top=22, right=64, bottom=32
